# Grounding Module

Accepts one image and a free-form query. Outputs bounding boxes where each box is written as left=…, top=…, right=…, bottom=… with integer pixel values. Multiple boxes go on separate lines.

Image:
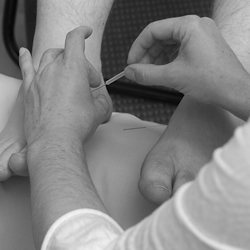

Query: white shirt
left=41, top=119, right=250, bottom=250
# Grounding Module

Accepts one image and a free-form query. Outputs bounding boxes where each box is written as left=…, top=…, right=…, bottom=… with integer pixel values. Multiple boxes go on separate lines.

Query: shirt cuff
left=41, top=209, right=124, bottom=250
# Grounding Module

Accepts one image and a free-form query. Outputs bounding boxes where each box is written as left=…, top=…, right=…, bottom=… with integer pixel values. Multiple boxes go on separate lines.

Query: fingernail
left=19, top=47, right=26, bottom=57
left=152, top=183, right=172, bottom=202
left=14, top=153, right=23, bottom=157
left=125, top=67, right=136, bottom=81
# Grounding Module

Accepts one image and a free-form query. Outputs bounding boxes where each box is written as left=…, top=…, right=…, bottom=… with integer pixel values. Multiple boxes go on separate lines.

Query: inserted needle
left=105, top=71, right=125, bottom=85
left=91, top=71, right=125, bottom=92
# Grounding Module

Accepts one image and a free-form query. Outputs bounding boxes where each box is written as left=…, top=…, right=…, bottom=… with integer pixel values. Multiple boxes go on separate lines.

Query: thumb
left=9, top=147, right=28, bottom=177
left=19, top=47, right=36, bottom=96
left=94, top=94, right=111, bottom=125
left=138, top=153, right=175, bottom=205
left=88, top=61, right=102, bottom=88
left=125, top=63, right=179, bottom=89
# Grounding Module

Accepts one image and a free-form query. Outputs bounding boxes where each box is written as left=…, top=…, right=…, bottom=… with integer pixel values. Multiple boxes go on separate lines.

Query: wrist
left=218, top=71, right=250, bottom=121
left=27, top=129, right=85, bottom=167
left=27, top=127, right=88, bottom=149
left=26, top=128, right=106, bottom=248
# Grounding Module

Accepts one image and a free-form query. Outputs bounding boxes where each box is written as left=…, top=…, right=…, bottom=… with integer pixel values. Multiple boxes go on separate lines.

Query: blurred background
left=0, top=0, right=25, bottom=79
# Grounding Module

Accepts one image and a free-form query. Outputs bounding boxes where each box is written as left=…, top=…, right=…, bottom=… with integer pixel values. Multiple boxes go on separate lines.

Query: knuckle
left=66, top=29, right=74, bottom=40
left=186, top=14, right=200, bottom=23
left=66, top=26, right=87, bottom=40
left=185, top=15, right=202, bottom=31
left=145, top=21, right=156, bottom=33
left=41, top=48, right=59, bottom=62
left=202, top=17, right=216, bottom=27
left=43, top=48, right=55, bottom=57
left=66, top=29, right=77, bottom=43
left=201, top=16, right=212, bottom=22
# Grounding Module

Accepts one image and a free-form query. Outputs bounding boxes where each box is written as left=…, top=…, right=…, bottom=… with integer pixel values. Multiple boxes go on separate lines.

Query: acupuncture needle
left=92, top=71, right=125, bottom=92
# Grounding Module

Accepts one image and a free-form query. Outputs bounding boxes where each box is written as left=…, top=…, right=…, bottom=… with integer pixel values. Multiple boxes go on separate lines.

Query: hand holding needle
left=91, top=45, right=179, bottom=93
left=105, top=71, right=125, bottom=85
left=91, top=71, right=125, bottom=92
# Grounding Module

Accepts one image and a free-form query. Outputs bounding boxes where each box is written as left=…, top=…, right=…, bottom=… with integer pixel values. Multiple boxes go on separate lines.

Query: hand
left=19, top=26, right=111, bottom=147
left=124, top=15, right=249, bottom=111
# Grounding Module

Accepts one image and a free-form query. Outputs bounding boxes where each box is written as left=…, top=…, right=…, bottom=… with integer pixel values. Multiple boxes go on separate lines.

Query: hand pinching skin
left=19, top=26, right=111, bottom=147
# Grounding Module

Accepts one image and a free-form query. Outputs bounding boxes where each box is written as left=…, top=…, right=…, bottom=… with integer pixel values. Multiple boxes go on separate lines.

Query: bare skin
left=0, top=0, right=114, bottom=180
left=0, top=84, right=27, bottom=179
left=138, top=0, right=248, bottom=204
left=19, top=28, right=110, bottom=247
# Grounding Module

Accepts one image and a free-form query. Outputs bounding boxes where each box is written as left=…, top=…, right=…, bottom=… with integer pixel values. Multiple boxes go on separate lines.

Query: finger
left=125, top=63, right=179, bottom=88
left=138, top=152, right=175, bottom=205
left=37, top=48, right=64, bottom=75
left=136, top=41, right=177, bottom=65
left=93, top=94, right=111, bottom=125
left=88, top=61, right=102, bottom=88
left=64, top=26, right=93, bottom=61
left=0, top=165, right=12, bottom=181
left=9, top=147, right=28, bottom=177
left=0, top=142, right=24, bottom=181
left=127, top=17, right=181, bottom=64
left=19, top=47, right=36, bottom=95
left=138, top=41, right=167, bottom=64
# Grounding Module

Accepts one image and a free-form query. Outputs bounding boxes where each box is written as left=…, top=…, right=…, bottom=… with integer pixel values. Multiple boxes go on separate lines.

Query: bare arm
left=20, top=27, right=111, bottom=249
left=28, top=131, right=107, bottom=248
left=4, top=0, right=114, bottom=180
left=33, top=0, right=114, bottom=70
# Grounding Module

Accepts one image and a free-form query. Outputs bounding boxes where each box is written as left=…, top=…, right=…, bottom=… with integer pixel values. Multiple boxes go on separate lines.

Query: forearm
left=27, top=130, right=107, bottom=249
left=216, top=72, right=250, bottom=121
left=33, top=0, right=114, bottom=69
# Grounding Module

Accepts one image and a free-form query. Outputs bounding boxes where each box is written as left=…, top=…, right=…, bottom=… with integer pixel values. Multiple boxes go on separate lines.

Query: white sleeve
left=106, top=121, right=250, bottom=250
left=41, top=209, right=123, bottom=250
left=42, top=120, right=250, bottom=250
